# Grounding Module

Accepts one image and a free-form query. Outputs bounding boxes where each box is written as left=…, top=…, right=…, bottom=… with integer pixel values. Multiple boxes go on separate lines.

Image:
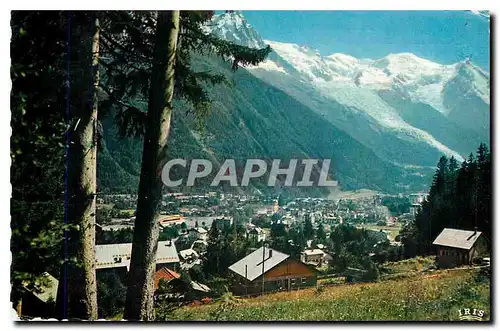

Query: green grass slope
left=167, top=268, right=490, bottom=321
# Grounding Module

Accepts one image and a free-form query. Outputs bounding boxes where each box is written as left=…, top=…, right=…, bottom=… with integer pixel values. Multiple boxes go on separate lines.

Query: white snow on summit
left=204, top=11, right=267, bottom=49
left=206, top=10, right=490, bottom=165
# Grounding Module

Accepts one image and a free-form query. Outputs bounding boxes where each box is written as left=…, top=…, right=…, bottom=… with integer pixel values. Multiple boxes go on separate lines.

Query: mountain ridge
left=207, top=11, right=489, bottom=168
left=98, top=11, right=489, bottom=195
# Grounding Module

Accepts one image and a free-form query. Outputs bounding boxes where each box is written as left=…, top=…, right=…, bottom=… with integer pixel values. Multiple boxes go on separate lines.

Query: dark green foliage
left=10, top=11, right=68, bottom=310
left=328, top=225, right=380, bottom=281
left=402, top=144, right=491, bottom=257
left=99, top=11, right=271, bottom=139
left=303, top=214, right=314, bottom=240
left=97, top=228, right=134, bottom=244
left=251, top=216, right=271, bottom=229
left=381, top=196, right=411, bottom=216
left=267, top=222, right=306, bottom=258
left=316, top=223, right=327, bottom=243
left=202, top=220, right=251, bottom=279
left=270, top=222, right=286, bottom=238
left=158, top=226, right=180, bottom=241
left=97, top=270, right=126, bottom=318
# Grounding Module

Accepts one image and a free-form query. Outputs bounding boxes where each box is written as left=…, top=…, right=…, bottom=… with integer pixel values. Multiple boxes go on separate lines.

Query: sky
left=240, top=11, right=490, bottom=70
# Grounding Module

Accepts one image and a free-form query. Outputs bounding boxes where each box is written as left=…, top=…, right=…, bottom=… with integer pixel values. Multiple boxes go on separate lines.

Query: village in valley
left=46, top=189, right=482, bottom=319
left=19, top=186, right=491, bottom=320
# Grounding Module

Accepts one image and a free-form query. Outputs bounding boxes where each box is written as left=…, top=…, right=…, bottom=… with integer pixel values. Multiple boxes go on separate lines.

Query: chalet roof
left=179, top=248, right=199, bottom=260
left=432, top=228, right=482, bottom=250
left=95, top=243, right=131, bottom=269
left=96, top=240, right=179, bottom=270
left=228, top=247, right=289, bottom=281
left=302, top=249, right=325, bottom=256
left=154, top=267, right=181, bottom=289
left=189, top=227, right=207, bottom=234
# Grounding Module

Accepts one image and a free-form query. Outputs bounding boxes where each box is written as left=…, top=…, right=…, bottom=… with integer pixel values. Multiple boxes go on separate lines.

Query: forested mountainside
left=98, top=56, right=429, bottom=195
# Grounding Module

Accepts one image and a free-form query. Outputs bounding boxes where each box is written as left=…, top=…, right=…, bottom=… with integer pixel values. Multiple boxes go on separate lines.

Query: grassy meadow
left=164, top=268, right=490, bottom=322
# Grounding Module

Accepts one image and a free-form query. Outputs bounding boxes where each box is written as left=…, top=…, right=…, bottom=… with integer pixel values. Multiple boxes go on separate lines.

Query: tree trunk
left=124, top=10, right=180, bottom=321
left=64, top=12, right=99, bottom=320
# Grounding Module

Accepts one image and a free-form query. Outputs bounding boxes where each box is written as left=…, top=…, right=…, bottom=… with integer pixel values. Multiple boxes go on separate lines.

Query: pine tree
left=122, top=11, right=270, bottom=320
left=303, top=214, right=314, bottom=240
left=11, top=12, right=68, bottom=316
left=405, top=143, right=491, bottom=256
left=203, top=221, right=222, bottom=276
left=123, top=11, right=180, bottom=321
left=317, top=223, right=326, bottom=242
left=65, top=12, right=100, bottom=319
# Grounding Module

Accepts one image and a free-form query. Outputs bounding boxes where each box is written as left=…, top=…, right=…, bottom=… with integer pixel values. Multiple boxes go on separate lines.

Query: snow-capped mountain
left=206, top=11, right=490, bottom=169
left=204, top=11, right=267, bottom=49
left=256, top=40, right=489, bottom=117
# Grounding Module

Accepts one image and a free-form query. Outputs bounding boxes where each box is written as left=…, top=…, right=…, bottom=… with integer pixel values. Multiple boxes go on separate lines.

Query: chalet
left=179, top=248, right=201, bottom=270
left=433, top=228, right=485, bottom=268
left=247, top=227, right=266, bottom=242
left=191, top=240, right=208, bottom=254
left=154, top=267, right=181, bottom=290
left=300, top=249, right=326, bottom=267
left=95, top=240, right=180, bottom=272
left=179, top=248, right=199, bottom=262
left=228, top=247, right=317, bottom=296
left=154, top=267, right=210, bottom=301
left=188, top=227, right=208, bottom=241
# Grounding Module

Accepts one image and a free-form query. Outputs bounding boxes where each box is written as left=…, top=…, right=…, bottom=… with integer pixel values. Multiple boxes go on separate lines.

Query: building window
left=291, top=278, right=296, bottom=286
left=301, top=277, right=307, bottom=284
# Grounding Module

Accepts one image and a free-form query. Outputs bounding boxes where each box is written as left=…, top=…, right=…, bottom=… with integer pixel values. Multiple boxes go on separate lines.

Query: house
left=300, top=249, right=326, bottom=266
left=433, top=228, right=486, bottom=268
left=409, top=193, right=428, bottom=205
left=191, top=240, right=208, bottom=254
left=189, top=227, right=208, bottom=241
left=156, top=241, right=181, bottom=270
left=95, top=242, right=132, bottom=271
left=95, top=240, right=180, bottom=272
left=247, top=227, right=266, bottom=242
left=228, top=247, right=317, bottom=295
left=409, top=204, right=421, bottom=217
left=179, top=248, right=199, bottom=262
left=179, top=248, right=200, bottom=267
left=154, top=268, right=210, bottom=302
left=323, top=253, right=334, bottom=265
left=154, top=267, right=181, bottom=290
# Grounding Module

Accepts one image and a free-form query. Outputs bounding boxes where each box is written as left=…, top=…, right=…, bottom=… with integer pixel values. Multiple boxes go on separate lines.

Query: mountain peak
left=205, top=11, right=267, bottom=49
